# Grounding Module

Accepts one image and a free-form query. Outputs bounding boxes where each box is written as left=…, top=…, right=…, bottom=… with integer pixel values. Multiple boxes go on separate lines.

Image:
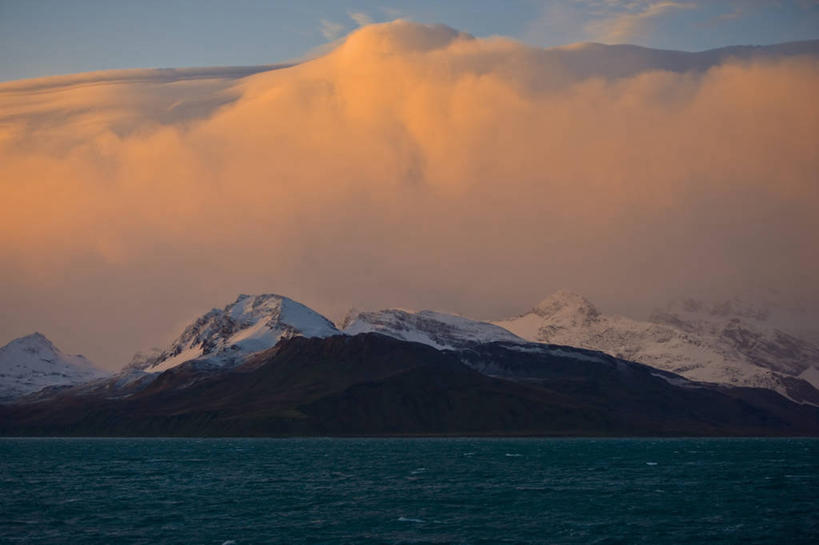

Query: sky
left=1, top=1, right=818, bottom=82
left=0, top=3, right=818, bottom=369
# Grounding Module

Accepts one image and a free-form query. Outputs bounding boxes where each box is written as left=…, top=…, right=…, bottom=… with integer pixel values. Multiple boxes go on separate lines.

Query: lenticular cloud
left=1, top=21, right=817, bottom=366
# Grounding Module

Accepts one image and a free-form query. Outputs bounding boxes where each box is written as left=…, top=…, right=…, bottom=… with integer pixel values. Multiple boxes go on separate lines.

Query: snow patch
left=343, top=308, right=525, bottom=350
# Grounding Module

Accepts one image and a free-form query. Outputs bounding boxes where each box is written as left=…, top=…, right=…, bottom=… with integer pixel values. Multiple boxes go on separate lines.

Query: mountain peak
left=16, top=331, right=52, bottom=344
left=126, top=293, right=338, bottom=373
left=6, top=332, right=60, bottom=357
left=532, top=290, right=599, bottom=320
left=0, top=333, right=108, bottom=401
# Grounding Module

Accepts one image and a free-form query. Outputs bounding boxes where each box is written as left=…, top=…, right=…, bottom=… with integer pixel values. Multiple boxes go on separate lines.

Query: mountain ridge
left=5, top=290, right=819, bottom=411
left=2, top=333, right=816, bottom=437
left=494, top=291, right=819, bottom=405
left=341, top=308, right=525, bottom=350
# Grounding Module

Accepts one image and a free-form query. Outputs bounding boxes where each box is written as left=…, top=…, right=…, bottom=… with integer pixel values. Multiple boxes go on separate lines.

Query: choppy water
left=0, top=438, right=817, bottom=544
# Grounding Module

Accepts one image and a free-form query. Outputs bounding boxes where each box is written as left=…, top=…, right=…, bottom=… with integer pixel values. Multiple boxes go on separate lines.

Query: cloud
left=0, top=21, right=817, bottom=367
left=714, top=6, right=746, bottom=21
left=349, top=11, right=374, bottom=26
left=585, top=1, right=697, bottom=43
left=523, top=0, right=696, bottom=47
left=320, top=19, right=346, bottom=40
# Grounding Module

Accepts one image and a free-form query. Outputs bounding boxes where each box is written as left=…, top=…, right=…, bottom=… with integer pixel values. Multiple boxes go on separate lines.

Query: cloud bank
left=585, top=1, right=696, bottom=43
left=1, top=21, right=818, bottom=367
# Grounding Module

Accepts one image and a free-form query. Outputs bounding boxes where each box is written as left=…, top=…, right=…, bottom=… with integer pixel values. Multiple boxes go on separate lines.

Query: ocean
left=1, top=438, right=816, bottom=544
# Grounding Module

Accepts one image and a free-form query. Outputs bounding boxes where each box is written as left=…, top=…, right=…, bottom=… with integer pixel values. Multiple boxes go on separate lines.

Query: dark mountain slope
left=1, top=334, right=816, bottom=436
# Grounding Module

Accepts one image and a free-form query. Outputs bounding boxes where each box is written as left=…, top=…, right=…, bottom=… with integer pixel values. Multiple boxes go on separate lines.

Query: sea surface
left=0, top=438, right=816, bottom=544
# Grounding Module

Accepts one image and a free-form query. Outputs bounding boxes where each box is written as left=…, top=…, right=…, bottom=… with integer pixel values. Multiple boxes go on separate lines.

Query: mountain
left=1, top=333, right=816, bottom=437
left=0, top=333, right=109, bottom=401
left=494, top=291, right=819, bottom=405
left=126, top=294, right=339, bottom=373
left=340, top=308, right=525, bottom=350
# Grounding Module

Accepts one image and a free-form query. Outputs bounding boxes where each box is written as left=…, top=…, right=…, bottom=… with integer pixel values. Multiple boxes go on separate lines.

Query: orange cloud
left=0, top=21, right=817, bottom=367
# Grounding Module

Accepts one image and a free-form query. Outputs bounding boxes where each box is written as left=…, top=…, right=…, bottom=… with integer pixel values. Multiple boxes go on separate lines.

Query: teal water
left=0, top=438, right=816, bottom=544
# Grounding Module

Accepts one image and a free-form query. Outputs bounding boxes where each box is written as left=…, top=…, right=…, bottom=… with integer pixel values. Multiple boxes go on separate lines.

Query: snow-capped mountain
left=127, top=294, right=339, bottom=373
left=341, top=308, right=525, bottom=351
left=494, top=290, right=819, bottom=404
left=650, top=297, right=819, bottom=376
left=0, top=333, right=109, bottom=401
